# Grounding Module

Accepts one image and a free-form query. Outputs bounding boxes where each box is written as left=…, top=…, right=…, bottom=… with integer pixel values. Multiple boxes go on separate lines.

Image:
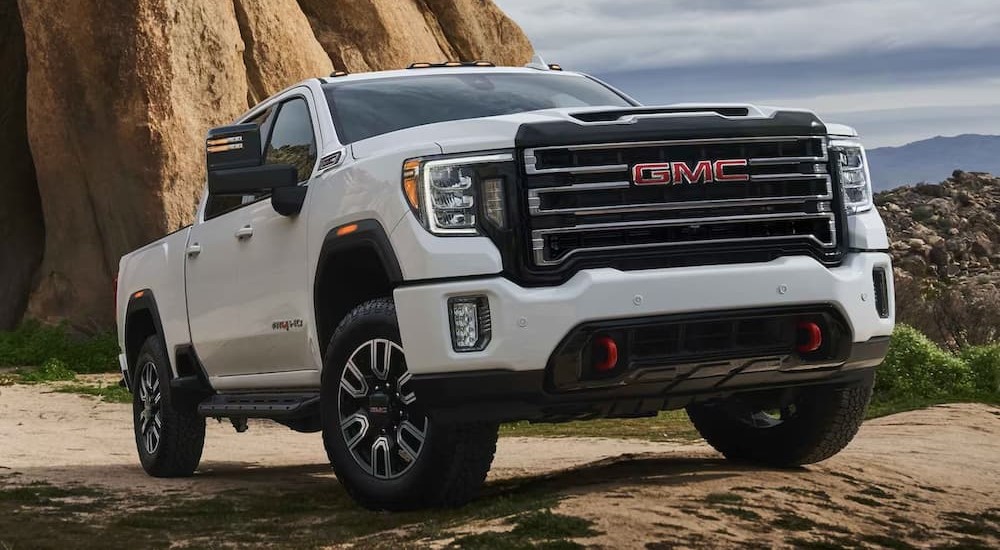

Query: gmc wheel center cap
left=366, top=392, right=395, bottom=427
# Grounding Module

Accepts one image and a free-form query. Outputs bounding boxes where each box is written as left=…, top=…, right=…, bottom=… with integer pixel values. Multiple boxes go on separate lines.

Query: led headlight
left=831, top=140, right=874, bottom=214
left=401, top=153, right=512, bottom=235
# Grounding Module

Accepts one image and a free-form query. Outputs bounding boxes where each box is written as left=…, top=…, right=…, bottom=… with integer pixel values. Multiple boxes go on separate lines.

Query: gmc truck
left=116, top=60, right=894, bottom=510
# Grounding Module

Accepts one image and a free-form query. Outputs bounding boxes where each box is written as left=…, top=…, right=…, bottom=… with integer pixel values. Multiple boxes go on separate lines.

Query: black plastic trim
left=408, top=336, right=890, bottom=424
left=124, top=290, right=169, bottom=379
left=313, top=219, right=403, bottom=351
left=170, top=344, right=215, bottom=396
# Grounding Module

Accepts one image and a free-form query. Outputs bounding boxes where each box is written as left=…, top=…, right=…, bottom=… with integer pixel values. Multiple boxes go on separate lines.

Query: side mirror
left=205, top=124, right=306, bottom=216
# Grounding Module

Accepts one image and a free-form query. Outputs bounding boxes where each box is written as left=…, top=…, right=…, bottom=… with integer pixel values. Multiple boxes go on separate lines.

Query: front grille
left=522, top=136, right=839, bottom=267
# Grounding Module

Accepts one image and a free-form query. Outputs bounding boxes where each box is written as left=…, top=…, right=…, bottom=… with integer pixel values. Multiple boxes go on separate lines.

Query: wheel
left=132, top=335, right=205, bottom=477
left=686, top=374, right=874, bottom=467
left=321, top=297, right=498, bottom=511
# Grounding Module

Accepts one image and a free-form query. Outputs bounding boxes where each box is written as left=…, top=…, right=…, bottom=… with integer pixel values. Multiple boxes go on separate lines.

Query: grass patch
left=773, top=513, right=817, bottom=532
left=704, top=492, right=743, bottom=505
left=55, top=382, right=132, bottom=404
left=501, top=410, right=698, bottom=442
left=786, top=535, right=861, bottom=550
left=845, top=495, right=883, bottom=508
left=451, top=510, right=598, bottom=549
left=0, top=321, right=117, bottom=374
left=16, top=358, right=77, bottom=382
left=859, top=533, right=916, bottom=550
left=859, top=486, right=895, bottom=500
left=0, top=478, right=570, bottom=550
left=716, top=507, right=761, bottom=521
left=871, top=325, right=1000, bottom=415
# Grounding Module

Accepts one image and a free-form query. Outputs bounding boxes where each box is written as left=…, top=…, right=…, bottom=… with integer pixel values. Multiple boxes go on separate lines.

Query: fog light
left=448, top=296, right=491, bottom=352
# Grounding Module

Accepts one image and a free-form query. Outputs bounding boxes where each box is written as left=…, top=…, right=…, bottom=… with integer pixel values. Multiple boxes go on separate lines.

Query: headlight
left=401, top=153, right=513, bottom=235
left=831, top=140, right=874, bottom=214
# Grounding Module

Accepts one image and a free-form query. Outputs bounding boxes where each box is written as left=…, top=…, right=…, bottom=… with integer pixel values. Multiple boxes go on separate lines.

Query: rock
left=298, top=0, right=530, bottom=72
left=908, top=238, right=927, bottom=249
left=928, top=242, right=949, bottom=268
left=6, top=0, right=532, bottom=328
left=17, top=0, right=252, bottom=326
left=423, top=0, right=534, bottom=65
left=972, top=233, right=993, bottom=257
left=233, top=0, right=333, bottom=104
left=0, top=0, right=44, bottom=330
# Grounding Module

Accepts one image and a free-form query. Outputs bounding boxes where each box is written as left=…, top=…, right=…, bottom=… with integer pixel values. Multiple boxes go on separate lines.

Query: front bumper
left=394, top=252, right=894, bottom=376
left=408, top=337, right=888, bottom=423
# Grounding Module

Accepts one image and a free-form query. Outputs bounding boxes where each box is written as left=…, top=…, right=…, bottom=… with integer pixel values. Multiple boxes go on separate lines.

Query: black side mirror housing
left=206, top=124, right=262, bottom=170
left=205, top=124, right=306, bottom=216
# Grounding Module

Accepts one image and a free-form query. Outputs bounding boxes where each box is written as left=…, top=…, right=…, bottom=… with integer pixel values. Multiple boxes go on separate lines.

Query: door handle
left=186, top=243, right=202, bottom=257
left=235, top=225, right=254, bottom=240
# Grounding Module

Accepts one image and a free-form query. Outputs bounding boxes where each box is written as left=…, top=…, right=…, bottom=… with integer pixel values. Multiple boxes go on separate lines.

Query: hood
left=350, top=104, right=829, bottom=159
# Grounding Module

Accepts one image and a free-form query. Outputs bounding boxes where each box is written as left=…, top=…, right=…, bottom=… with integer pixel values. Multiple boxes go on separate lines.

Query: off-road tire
left=132, top=336, right=205, bottom=477
left=321, top=297, right=498, bottom=511
left=686, top=374, right=874, bottom=467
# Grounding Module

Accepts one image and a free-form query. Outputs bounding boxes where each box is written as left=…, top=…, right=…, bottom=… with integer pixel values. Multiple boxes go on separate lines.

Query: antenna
left=525, top=53, right=550, bottom=71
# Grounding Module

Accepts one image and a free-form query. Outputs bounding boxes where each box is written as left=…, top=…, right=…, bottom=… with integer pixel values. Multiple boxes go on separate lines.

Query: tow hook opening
left=796, top=320, right=823, bottom=354
left=592, top=335, right=620, bottom=373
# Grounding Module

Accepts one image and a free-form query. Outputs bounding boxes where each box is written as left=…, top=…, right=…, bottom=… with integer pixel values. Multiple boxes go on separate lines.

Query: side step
left=197, top=392, right=320, bottom=419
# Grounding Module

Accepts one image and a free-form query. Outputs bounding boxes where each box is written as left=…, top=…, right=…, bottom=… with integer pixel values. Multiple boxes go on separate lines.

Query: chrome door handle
left=235, top=225, right=254, bottom=240
left=186, top=243, right=202, bottom=257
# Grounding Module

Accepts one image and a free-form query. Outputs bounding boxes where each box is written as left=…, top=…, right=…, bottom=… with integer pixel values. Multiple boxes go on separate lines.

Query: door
left=186, top=96, right=319, bottom=381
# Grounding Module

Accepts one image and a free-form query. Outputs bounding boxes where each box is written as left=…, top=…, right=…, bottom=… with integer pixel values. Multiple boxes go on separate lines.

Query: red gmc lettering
left=673, top=160, right=714, bottom=184
left=632, top=160, right=748, bottom=185
left=632, top=163, right=673, bottom=185
left=714, top=159, right=750, bottom=182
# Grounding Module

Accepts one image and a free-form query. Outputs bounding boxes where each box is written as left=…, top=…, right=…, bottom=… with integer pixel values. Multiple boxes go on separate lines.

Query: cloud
left=496, top=0, right=1000, bottom=146
left=498, top=0, right=1000, bottom=72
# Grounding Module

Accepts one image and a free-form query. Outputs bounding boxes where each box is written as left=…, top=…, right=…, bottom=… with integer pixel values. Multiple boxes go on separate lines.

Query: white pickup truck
left=116, top=61, right=894, bottom=510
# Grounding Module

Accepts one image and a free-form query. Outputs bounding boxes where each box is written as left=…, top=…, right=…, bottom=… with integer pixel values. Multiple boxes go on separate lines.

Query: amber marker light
left=336, top=224, right=358, bottom=237
left=402, top=159, right=421, bottom=211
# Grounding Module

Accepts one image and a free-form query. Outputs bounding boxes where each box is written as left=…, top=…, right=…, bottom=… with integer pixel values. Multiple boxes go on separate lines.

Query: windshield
left=323, top=72, right=634, bottom=144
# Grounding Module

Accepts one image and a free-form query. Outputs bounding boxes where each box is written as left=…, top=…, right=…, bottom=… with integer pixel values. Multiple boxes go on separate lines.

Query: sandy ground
left=2, top=379, right=998, bottom=548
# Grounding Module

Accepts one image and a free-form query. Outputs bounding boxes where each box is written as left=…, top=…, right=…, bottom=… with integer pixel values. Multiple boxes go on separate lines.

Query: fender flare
left=124, top=290, right=171, bottom=378
left=313, top=219, right=403, bottom=350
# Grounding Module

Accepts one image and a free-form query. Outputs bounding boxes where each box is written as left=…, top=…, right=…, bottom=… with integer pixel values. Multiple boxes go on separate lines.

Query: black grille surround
left=480, top=111, right=850, bottom=286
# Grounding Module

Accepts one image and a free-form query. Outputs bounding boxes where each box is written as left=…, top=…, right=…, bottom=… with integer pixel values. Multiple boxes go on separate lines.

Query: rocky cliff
left=878, top=171, right=1000, bottom=347
left=0, top=0, right=532, bottom=330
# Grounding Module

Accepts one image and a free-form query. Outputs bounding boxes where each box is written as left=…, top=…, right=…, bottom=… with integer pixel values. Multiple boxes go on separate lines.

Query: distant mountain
left=866, top=134, right=1000, bottom=191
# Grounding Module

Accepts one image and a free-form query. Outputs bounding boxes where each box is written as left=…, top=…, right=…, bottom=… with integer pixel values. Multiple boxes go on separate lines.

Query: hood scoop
left=572, top=106, right=752, bottom=123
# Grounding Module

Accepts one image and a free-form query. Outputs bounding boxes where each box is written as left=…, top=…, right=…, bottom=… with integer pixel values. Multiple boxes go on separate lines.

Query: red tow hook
left=593, top=336, right=619, bottom=372
left=796, top=321, right=823, bottom=354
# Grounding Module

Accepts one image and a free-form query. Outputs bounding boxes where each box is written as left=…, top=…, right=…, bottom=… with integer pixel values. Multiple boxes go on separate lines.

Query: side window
left=265, top=98, right=317, bottom=183
left=203, top=107, right=274, bottom=221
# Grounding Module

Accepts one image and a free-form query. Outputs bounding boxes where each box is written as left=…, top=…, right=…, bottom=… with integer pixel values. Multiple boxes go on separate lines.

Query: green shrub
left=0, top=321, right=118, bottom=373
left=17, top=358, right=77, bottom=383
left=875, top=324, right=974, bottom=402
left=960, top=345, right=1000, bottom=395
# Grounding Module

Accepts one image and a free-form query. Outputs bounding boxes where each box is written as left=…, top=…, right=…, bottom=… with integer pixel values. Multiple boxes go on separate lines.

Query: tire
left=321, top=297, right=498, bottom=511
left=686, top=374, right=874, bottom=467
left=132, top=335, right=205, bottom=477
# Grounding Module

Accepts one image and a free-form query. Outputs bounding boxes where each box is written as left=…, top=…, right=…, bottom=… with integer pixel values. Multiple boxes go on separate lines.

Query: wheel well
left=125, top=308, right=157, bottom=379
left=315, top=244, right=396, bottom=354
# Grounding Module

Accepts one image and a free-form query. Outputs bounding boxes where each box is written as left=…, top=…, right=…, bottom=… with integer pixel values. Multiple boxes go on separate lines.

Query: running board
left=197, top=393, right=320, bottom=419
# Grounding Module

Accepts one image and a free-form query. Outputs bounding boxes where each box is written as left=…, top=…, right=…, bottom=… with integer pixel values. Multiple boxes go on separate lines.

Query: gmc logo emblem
left=631, top=159, right=749, bottom=185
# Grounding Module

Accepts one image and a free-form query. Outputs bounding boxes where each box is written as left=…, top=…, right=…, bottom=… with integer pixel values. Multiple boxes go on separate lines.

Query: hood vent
left=572, top=106, right=751, bottom=123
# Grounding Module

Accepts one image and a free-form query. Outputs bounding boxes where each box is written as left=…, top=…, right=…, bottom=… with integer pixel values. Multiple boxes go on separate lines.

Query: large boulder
left=10, top=0, right=532, bottom=329
left=0, top=0, right=43, bottom=330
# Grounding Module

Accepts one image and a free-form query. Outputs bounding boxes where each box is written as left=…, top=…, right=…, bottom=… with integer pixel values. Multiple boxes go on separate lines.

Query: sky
left=494, top=0, right=1000, bottom=147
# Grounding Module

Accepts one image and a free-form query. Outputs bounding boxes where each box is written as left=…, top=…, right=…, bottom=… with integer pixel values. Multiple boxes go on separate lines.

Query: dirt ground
left=1, top=379, right=998, bottom=549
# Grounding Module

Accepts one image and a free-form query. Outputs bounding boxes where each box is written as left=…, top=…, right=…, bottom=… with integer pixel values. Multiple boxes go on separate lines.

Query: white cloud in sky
left=498, top=0, right=1000, bottom=72
left=495, top=0, right=1000, bottom=146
